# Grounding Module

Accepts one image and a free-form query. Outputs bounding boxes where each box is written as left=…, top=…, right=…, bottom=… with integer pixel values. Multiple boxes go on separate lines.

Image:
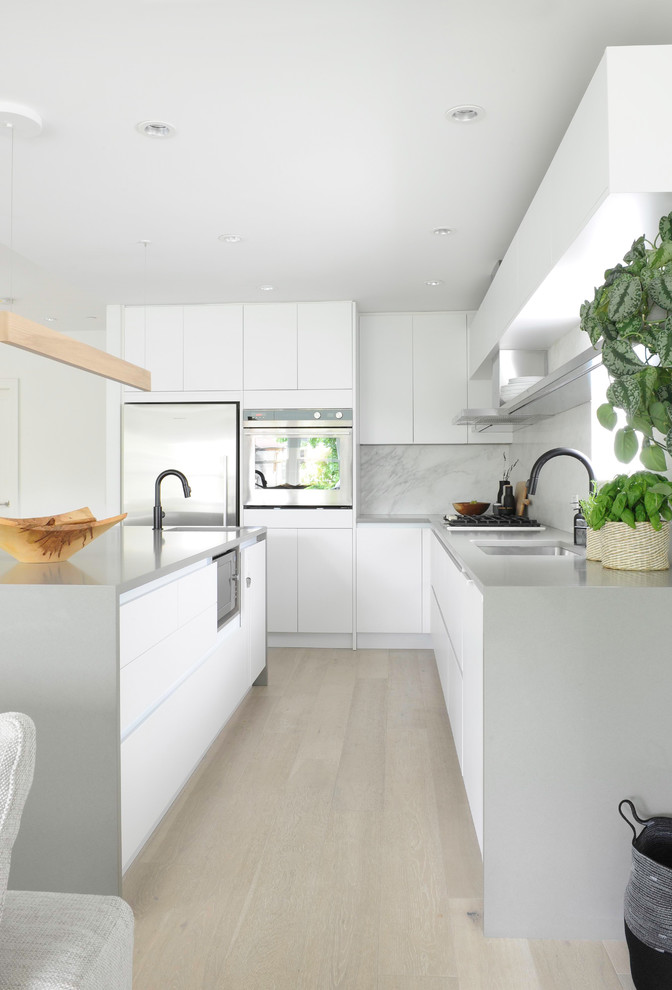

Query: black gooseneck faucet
left=526, top=447, right=596, bottom=496
left=153, top=469, right=192, bottom=530
left=526, top=448, right=596, bottom=545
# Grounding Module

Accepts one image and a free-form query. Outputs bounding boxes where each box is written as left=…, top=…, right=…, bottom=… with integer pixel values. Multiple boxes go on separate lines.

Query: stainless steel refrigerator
left=122, top=402, right=238, bottom=526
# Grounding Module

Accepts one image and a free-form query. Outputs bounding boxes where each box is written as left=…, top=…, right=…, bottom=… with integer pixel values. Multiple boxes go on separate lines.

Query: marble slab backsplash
left=358, top=444, right=510, bottom=515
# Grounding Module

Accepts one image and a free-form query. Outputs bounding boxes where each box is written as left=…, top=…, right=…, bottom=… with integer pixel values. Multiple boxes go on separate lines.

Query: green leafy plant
left=579, top=472, right=672, bottom=531
left=580, top=210, right=672, bottom=471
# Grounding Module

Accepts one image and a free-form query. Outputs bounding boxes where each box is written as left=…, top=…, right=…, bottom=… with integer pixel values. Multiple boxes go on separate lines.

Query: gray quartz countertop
left=0, top=525, right=266, bottom=593
left=358, top=513, right=672, bottom=590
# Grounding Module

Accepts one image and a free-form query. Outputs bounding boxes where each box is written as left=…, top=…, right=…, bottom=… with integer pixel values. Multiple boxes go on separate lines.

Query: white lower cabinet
left=265, top=526, right=352, bottom=635
left=430, top=532, right=483, bottom=851
left=356, top=526, right=423, bottom=633
left=120, top=544, right=267, bottom=871
left=266, top=529, right=299, bottom=632
left=298, top=529, right=352, bottom=633
left=462, top=578, right=484, bottom=852
left=242, top=538, right=267, bottom=682
left=121, top=621, right=246, bottom=870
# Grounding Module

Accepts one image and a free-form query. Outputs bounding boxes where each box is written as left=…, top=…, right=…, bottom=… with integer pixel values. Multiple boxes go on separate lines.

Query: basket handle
left=619, top=799, right=652, bottom=840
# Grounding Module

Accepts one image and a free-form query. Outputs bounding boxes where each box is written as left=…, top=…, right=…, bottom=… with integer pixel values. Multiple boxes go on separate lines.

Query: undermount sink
left=474, top=541, right=582, bottom=557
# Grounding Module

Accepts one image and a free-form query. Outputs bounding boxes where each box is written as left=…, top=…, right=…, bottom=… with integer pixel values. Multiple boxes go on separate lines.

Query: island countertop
left=0, top=524, right=266, bottom=593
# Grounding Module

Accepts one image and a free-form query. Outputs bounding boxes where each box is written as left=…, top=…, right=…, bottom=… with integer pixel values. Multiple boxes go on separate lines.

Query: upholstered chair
left=0, top=712, right=134, bottom=989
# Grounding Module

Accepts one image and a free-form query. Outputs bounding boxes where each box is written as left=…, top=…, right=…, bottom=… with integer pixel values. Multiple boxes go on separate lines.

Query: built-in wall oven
left=243, top=409, right=353, bottom=509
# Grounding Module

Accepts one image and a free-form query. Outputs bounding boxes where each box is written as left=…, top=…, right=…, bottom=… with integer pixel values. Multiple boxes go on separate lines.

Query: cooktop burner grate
left=444, top=514, right=541, bottom=527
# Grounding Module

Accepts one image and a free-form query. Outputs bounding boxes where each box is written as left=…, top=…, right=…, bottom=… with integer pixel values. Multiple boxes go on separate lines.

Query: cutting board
left=514, top=481, right=530, bottom=517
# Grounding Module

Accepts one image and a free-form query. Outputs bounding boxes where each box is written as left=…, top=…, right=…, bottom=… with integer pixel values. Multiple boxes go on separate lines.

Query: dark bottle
left=501, top=483, right=515, bottom=515
left=573, top=497, right=587, bottom=547
left=496, top=479, right=507, bottom=504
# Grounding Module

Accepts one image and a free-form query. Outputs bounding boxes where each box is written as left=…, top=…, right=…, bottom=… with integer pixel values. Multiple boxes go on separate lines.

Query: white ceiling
left=1, top=0, right=672, bottom=333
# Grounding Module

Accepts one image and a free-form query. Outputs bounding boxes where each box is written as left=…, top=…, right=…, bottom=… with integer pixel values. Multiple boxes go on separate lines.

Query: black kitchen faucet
left=153, top=469, right=192, bottom=530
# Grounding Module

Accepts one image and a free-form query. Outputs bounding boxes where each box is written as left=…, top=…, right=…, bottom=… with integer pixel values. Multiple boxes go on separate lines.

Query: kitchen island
left=427, top=517, right=672, bottom=940
left=1, top=524, right=266, bottom=898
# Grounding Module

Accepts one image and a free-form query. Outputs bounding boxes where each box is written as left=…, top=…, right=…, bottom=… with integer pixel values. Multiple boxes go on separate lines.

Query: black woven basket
left=620, top=799, right=672, bottom=990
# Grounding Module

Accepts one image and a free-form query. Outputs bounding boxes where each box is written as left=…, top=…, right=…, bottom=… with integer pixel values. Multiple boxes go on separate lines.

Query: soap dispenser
left=573, top=495, right=587, bottom=547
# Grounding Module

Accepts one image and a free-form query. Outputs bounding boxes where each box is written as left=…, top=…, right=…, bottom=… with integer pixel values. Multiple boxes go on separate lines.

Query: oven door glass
left=244, top=428, right=352, bottom=507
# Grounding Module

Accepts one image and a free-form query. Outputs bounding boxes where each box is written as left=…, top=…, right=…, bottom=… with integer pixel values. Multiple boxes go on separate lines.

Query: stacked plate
left=499, top=376, right=542, bottom=403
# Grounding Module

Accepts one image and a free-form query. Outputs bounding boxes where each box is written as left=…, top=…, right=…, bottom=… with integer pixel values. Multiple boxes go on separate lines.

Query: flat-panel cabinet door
left=430, top=590, right=450, bottom=706
left=297, top=301, right=353, bottom=389
left=356, top=527, right=422, bottom=633
left=145, top=306, right=184, bottom=392
left=242, top=540, right=267, bottom=682
left=243, top=303, right=298, bottom=390
left=122, top=307, right=147, bottom=394
left=448, top=647, right=464, bottom=770
left=183, top=304, right=243, bottom=391
left=298, top=528, right=352, bottom=633
left=413, top=313, right=468, bottom=443
left=462, top=578, right=484, bottom=853
left=358, top=314, right=413, bottom=444
left=266, top=528, right=298, bottom=632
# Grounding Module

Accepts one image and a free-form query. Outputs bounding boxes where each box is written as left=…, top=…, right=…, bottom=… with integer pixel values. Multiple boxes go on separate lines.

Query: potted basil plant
left=579, top=472, right=672, bottom=570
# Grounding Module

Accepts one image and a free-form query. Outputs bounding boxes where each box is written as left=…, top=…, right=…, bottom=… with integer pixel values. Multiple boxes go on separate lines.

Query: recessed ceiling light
left=135, top=120, right=176, bottom=139
left=445, top=105, right=485, bottom=123
left=259, top=284, right=275, bottom=292
left=218, top=234, right=242, bottom=243
left=425, top=280, right=444, bottom=287
left=433, top=227, right=455, bottom=236
left=0, top=297, right=15, bottom=305
left=45, top=316, right=58, bottom=322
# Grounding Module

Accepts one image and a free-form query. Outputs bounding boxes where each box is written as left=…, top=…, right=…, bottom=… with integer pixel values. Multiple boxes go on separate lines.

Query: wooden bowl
left=0, top=510, right=126, bottom=563
left=453, top=501, right=490, bottom=516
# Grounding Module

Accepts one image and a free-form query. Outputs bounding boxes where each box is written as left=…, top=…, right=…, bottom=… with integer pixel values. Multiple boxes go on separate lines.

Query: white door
left=358, top=313, right=413, bottom=444
left=356, top=526, right=422, bottom=633
left=413, top=312, right=468, bottom=443
left=297, top=301, right=353, bottom=389
left=243, top=304, right=298, bottom=390
left=297, top=528, right=353, bottom=633
left=0, top=380, right=19, bottom=516
left=266, top=528, right=298, bottom=632
left=243, top=540, right=267, bottom=682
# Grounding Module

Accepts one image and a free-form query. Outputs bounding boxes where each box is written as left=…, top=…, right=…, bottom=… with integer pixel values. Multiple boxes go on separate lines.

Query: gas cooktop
left=443, top=514, right=545, bottom=531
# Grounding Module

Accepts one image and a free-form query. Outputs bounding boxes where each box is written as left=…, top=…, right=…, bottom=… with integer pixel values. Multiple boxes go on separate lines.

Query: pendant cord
left=4, top=122, right=14, bottom=312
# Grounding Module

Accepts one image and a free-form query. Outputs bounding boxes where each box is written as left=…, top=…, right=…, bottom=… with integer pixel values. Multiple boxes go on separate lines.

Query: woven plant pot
left=601, top=521, right=670, bottom=571
left=586, top=528, right=603, bottom=562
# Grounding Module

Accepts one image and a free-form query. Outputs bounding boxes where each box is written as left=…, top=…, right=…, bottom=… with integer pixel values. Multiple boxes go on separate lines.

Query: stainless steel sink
left=474, top=541, right=581, bottom=557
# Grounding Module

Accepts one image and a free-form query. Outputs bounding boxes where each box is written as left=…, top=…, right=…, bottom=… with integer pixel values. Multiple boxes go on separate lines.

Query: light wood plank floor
left=124, top=648, right=633, bottom=989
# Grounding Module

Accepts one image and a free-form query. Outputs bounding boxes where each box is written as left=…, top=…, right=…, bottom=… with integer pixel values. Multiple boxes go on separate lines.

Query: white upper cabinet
left=183, top=305, right=243, bottom=391
left=297, top=301, right=353, bottom=389
left=243, top=301, right=354, bottom=394
left=358, top=313, right=414, bottom=444
left=123, top=304, right=243, bottom=392
left=413, top=313, right=467, bottom=443
left=124, top=300, right=353, bottom=397
left=122, top=305, right=183, bottom=393
left=359, top=311, right=468, bottom=444
left=243, top=304, right=298, bottom=390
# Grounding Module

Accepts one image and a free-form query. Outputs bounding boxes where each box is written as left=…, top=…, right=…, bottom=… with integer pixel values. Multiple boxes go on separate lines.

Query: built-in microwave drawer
left=214, top=548, right=239, bottom=627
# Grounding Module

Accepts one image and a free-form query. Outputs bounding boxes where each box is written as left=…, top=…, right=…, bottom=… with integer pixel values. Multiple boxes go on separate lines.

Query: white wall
left=0, top=330, right=109, bottom=517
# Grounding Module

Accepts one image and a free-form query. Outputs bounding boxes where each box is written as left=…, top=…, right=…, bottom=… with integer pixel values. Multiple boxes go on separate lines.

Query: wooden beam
left=0, top=310, right=151, bottom=391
